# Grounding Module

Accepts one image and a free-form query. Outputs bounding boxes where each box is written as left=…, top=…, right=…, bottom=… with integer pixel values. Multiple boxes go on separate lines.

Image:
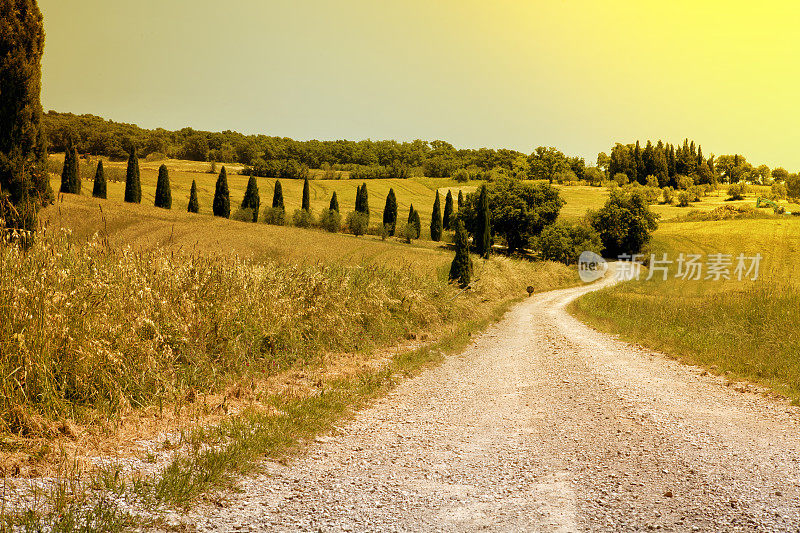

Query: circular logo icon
left=578, top=251, right=607, bottom=283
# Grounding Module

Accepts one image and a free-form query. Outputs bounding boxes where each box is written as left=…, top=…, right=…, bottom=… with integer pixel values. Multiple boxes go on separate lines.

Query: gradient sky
left=38, top=1, right=800, bottom=170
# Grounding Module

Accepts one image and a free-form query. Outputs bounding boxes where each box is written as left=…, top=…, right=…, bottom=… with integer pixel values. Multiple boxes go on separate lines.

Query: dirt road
left=190, top=273, right=800, bottom=532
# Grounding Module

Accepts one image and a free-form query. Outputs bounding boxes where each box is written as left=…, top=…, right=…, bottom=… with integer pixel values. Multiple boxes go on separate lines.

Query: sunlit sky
left=39, top=1, right=800, bottom=170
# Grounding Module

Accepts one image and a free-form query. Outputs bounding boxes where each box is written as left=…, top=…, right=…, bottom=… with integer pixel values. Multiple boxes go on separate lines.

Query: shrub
left=676, top=174, right=694, bottom=190
left=645, top=174, right=659, bottom=188
left=727, top=183, right=748, bottom=201
left=454, top=168, right=470, bottom=183
left=662, top=186, right=675, bottom=205
left=677, top=191, right=690, bottom=207
left=292, top=208, right=313, bottom=228
left=232, top=207, right=255, bottom=222
left=319, top=208, right=342, bottom=233
left=589, top=188, right=659, bottom=257
left=613, top=173, right=629, bottom=187
left=536, top=222, right=602, bottom=265
left=399, top=222, right=415, bottom=243
left=262, top=207, right=286, bottom=226
left=687, top=185, right=704, bottom=202
left=771, top=182, right=787, bottom=200
left=346, top=211, right=369, bottom=236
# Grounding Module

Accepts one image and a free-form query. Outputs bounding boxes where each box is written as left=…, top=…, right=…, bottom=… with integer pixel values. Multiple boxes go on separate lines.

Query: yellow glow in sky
left=38, top=0, right=800, bottom=170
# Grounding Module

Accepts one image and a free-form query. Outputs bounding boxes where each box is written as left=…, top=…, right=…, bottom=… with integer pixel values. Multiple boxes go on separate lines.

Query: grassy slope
left=571, top=217, right=800, bottom=401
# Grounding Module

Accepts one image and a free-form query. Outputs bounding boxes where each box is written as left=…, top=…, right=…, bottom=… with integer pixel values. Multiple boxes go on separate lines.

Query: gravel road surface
left=188, top=272, right=800, bottom=532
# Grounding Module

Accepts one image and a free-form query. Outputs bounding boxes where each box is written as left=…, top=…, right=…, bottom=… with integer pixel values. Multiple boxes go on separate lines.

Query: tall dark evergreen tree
left=430, top=191, right=443, bottom=242
left=382, top=188, right=398, bottom=235
left=187, top=180, right=199, bottom=213
left=329, top=191, right=339, bottom=212
left=212, top=166, right=230, bottom=218
left=475, top=184, right=491, bottom=258
left=458, top=190, right=464, bottom=210
left=60, top=143, right=79, bottom=194
left=449, top=220, right=473, bottom=288
left=241, top=173, right=260, bottom=222
left=0, top=0, right=51, bottom=231
left=124, top=147, right=141, bottom=203
left=92, top=159, right=106, bottom=199
left=443, top=190, right=454, bottom=231
left=355, top=182, right=370, bottom=223
left=154, top=164, right=172, bottom=209
left=272, top=179, right=284, bottom=209
left=301, top=176, right=311, bottom=211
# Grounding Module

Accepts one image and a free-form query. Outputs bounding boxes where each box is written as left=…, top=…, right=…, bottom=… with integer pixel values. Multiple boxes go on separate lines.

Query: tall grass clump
left=0, top=230, right=454, bottom=435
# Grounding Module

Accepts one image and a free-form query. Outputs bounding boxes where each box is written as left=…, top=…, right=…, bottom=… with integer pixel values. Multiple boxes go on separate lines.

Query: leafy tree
left=213, top=166, right=230, bottom=218
left=528, top=146, right=569, bottom=184
left=92, top=160, right=106, bottom=199
left=124, top=147, right=141, bottom=203
left=301, top=176, right=310, bottom=211
left=589, top=188, right=659, bottom=257
left=430, top=191, right=442, bottom=241
left=154, top=164, right=171, bottom=209
left=187, top=179, right=199, bottom=213
left=460, top=178, right=564, bottom=254
left=329, top=191, right=339, bottom=212
left=677, top=191, right=690, bottom=207
left=727, top=183, right=748, bottom=201
left=786, top=175, right=800, bottom=200
left=240, top=173, right=260, bottom=222
left=449, top=220, right=473, bottom=288
left=443, top=190, right=454, bottom=230
left=453, top=168, right=470, bottom=183
left=60, top=143, right=79, bottom=194
left=536, top=222, right=602, bottom=265
left=272, top=179, right=284, bottom=209
left=382, top=188, right=398, bottom=235
left=0, top=0, right=51, bottom=231
left=772, top=167, right=790, bottom=181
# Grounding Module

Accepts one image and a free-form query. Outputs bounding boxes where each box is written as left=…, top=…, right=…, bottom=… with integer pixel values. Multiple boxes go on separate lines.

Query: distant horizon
left=39, top=1, right=800, bottom=172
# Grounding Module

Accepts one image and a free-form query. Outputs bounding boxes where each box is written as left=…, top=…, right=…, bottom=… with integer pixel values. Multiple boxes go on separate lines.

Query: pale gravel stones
left=186, top=274, right=800, bottom=532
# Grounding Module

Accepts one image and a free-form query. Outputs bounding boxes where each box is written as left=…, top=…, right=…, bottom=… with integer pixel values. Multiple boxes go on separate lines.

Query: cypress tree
left=187, top=180, right=199, bottom=213
left=358, top=182, right=370, bottom=223
left=329, top=191, right=339, bottom=212
left=458, top=190, right=464, bottom=210
left=0, top=0, right=51, bottom=231
left=241, top=173, right=260, bottom=222
left=382, top=188, right=398, bottom=235
left=154, top=164, right=172, bottom=209
left=272, top=179, right=284, bottom=209
left=212, top=166, right=230, bottom=218
left=475, top=184, right=491, bottom=258
left=301, top=176, right=310, bottom=211
left=430, top=191, right=442, bottom=242
left=443, top=190, right=454, bottom=230
left=449, top=220, right=473, bottom=288
left=412, top=209, right=421, bottom=239
left=60, top=142, right=78, bottom=194
left=92, top=160, right=106, bottom=199
left=124, top=147, right=141, bottom=203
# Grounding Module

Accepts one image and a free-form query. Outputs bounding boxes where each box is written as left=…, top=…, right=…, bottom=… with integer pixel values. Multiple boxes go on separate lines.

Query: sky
left=38, top=1, right=800, bottom=170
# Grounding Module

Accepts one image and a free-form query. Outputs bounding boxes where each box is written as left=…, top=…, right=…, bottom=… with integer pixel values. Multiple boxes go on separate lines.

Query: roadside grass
left=571, top=217, right=800, bottom=402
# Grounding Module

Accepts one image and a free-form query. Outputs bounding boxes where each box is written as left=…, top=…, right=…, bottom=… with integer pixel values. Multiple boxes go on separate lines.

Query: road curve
left=190, top=271, right=800, bottom=532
